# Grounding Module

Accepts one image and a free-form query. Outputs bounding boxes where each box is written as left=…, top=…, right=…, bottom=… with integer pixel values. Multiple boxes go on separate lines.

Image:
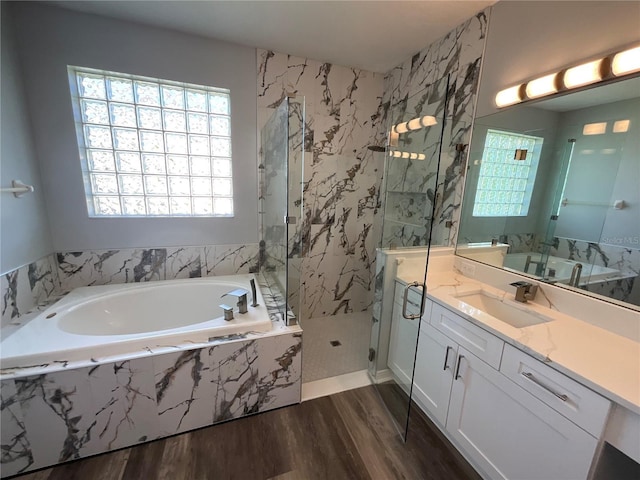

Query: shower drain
left=329, top=340, right=342, bottom=347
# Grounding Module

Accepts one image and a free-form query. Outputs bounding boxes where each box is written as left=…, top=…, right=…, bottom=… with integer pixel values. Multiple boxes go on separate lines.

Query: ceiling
left=48, top=0, right=495, bottom=73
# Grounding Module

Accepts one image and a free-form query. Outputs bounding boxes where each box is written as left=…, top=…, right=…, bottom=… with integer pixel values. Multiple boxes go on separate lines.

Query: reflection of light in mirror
left=613, top=119, right=630, bottom=133
left=420, top=116, right=437, bottom=127
left=495, top=85, right=522, bottom=107
left=407, top=118, right=422, bottom=130
left=563, top=59, right=603, bottom=88
left=612, top=45, right=640, bottom=76
left=392, top=151, right=402, bottom=158
left=410, top=153, right=418, bottom=160
left=401, top=152, right=410, bottom=159
left=583, top=122, right=607, bottom=135
left=393, top=122, right=409, bottom=134
left=601, top=148, right=617, bottom=155
left=473, top=159, right=481, bottom=165
left=580, top=149, right=595, bottom=155
left=525, top=73, right=558, bottom=99
left=388, top=130, right=399, bottom=146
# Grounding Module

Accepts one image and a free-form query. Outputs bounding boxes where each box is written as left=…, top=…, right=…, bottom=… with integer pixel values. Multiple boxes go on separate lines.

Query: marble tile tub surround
left=1, top=244, right=261, bottom=328
left=257, top=50, right=385, bottom=319
left=378, top=8, right=490, bottom=248
left=0, top=329, right=302, bottom=477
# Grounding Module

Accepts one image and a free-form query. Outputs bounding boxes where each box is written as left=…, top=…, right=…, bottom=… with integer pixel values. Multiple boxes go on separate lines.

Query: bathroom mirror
left=457, top=76, right=640, bottom=309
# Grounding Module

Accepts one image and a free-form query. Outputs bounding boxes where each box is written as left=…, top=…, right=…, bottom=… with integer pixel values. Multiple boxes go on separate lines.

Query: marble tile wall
left=0, top=331, right=302, bottom=477
left=378, top=9, right=490, bottom=248
left=1, top=244, right=261, bottom=328
left=549, top=238, right=640, bottom=305
left=257, top=50, right=385, bottom=319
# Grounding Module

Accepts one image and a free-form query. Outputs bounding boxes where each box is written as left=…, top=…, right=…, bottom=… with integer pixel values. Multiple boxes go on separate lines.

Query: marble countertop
left=396, top=269, right=640, bottom=415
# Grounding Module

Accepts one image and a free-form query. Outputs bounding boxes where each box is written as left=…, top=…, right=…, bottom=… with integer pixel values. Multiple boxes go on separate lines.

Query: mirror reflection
left=458, top=76, right=640, bottom=308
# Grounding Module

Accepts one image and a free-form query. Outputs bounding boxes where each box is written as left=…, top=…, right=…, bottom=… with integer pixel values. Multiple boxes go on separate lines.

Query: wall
left=476, top=1, right=640, bottom=118
left=10, top=2, right=258, bottom=251
left=0, top=6, right=53, bottom=273
left=380, top=8, right=490, bottom=248
left=257, top=50, right=385, bottom=319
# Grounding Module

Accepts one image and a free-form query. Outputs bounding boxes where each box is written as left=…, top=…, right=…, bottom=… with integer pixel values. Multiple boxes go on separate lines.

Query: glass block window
left=68, top=66, right=233, bottom=217
left=472, top=129, right=543, bottom=217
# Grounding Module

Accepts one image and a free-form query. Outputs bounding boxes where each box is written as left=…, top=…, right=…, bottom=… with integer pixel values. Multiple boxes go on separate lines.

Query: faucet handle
left=510, top=281, right=531, bottom=288
left=221, top=288, right=249, bottom=298
left=219, top=304, right=234, bottom=321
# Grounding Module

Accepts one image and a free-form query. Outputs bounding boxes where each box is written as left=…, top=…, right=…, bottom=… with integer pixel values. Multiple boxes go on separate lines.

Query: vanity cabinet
left=447, top=347, right=599, bottom=480
left=410, top=298, right=612, bottom=480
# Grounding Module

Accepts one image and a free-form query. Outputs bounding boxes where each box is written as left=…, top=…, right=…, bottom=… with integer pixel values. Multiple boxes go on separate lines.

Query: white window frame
left=68, top=66, right=234, bottom=218
left=472, top=129, right=543, bottom=217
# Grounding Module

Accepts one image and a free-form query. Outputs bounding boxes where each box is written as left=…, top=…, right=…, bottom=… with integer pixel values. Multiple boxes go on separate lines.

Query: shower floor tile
left=301, top=311, right=371, bottom=383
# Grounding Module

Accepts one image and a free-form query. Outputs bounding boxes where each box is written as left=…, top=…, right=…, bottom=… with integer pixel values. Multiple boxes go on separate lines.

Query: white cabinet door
left=446, top=348, right=598, bottom=480
left=388, top=302, right=420, bottom=391
left=413, top=322, right=457, bottom=426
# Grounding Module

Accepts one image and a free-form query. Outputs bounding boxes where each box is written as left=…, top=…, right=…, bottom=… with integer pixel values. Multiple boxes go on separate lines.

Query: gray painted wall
left=0, top=6, right=54, bottom=273
left=10, top=3, right=258, bottom=252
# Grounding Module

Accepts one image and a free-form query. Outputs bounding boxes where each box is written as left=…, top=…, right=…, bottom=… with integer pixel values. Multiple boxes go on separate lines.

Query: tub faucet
left=221, top=288, right=248, bottom=314
left=569, top=263, right=582, bottom=287
left=510, top=281, right=538, bottom=303
left=249, top=278, right=259, bottom=307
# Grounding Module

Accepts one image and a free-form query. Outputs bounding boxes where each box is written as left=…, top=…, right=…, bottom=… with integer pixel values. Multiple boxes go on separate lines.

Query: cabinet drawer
left=394, top=281, right=424, bottom=317
left=430, top=302, right=504, bottom=369
left=500, top=344, right=611, bottom=437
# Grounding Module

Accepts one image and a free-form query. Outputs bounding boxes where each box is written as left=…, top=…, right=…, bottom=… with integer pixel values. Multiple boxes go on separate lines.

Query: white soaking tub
left=0, top=274, right=271, bottom=369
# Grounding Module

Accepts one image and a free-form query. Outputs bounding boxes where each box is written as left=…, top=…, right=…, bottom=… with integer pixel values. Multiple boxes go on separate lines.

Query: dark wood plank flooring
left=13, top=386, right=480, bottom=480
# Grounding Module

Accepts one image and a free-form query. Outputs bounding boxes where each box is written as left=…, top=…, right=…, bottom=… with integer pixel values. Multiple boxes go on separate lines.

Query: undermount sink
left=454, top=291, right=552, bottom=328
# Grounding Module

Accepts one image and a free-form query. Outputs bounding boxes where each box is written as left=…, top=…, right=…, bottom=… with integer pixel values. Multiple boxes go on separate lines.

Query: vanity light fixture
left=392, top=115, right=438, bottom=134
left=388, top=150, right=426, bottom=160
left=525, top=72, right=560, bottom=99
left=611, top=45, right=640, bottom=76
left=583, top=122, right=607, bottom=135
left=563, top=59, right=605, bottom=89
left=613, top=119, right=630, bottom=133
left=495, top=43, right=640, bottom=108
left=495, top=85, right=525, bottom=108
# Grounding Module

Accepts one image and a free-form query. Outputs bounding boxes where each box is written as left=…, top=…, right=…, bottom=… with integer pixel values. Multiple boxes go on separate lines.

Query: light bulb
left=394, top=122, right=409, bottom=134
left=392, top=151, right=402, bottom=158
left=421, top=116, right=437, bottom=127
left=417, top=154, right=426, bottom=160
left=525, top=73, right=559, bottom=99
left=495, top=85, right=523, bottom=108
left=410, top=153, right=418, bottom=160
left=563, top=60, right=603, bottom=89
left=401, top=152, right=410, bottom=159
left=612, top=45, right=640, bottom=76
left=407, top=118, right=422, bottom=130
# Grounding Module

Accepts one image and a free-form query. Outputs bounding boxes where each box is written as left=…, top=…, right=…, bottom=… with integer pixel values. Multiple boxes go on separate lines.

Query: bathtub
left=0, top=274, right=271, bottom=369
left=503, top=253, right=621, bottom=285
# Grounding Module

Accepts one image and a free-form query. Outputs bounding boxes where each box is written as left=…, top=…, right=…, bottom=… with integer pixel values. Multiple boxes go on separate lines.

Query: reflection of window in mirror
left=472, top=129, right=543, bottom=217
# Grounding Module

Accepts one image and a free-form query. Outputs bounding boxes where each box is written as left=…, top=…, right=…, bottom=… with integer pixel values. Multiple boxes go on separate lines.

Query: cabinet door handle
left=402, top=281, right=426, bottom=320
left=454, top=354, right=465, bottom=380
left=521, top=371, right=569, bottom=402
left=443, top=346, right=453, bottom=371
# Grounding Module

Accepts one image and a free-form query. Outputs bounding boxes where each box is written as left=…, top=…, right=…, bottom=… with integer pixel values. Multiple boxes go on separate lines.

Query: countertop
left=396, top=269, right=640, bottom=415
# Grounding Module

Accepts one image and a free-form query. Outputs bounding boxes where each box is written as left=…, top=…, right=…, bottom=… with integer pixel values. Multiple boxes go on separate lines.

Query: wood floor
left=13, top=386, right=480, bottom=480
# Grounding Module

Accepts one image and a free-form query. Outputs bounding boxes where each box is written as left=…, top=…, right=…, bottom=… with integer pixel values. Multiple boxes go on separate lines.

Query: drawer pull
left=443, top=346, right=453, bottom=371
left=454, top=354, right=465, bottom=380
left=521, top=371, right=568, bottom=402
left=402, top=281, right=426, bottom=320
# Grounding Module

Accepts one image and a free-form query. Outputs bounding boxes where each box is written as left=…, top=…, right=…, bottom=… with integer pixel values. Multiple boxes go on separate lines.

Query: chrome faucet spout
left=221, top=288, right=249, bottom=314
left=569, top=263, right=582, bottom=287
left=510, top=281, right=538, bottom=303
left=249, top=278, right=259, bottom=307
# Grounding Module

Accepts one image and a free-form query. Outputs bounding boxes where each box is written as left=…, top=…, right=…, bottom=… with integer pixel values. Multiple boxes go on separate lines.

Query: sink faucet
left=221, top=288, right=249, bottom=314
left=510, top=281, right=538, bottom=303
left=569, top=263, right=582, bottom=287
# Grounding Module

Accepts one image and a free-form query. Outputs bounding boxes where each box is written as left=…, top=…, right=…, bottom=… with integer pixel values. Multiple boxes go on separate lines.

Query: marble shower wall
left=0, top=331, right=302, bottom=477
left=378, top=9, right=490, bottom=248
left=1, top=244, right=261, bottom=328
left=257, top=50, right=385, bottom=319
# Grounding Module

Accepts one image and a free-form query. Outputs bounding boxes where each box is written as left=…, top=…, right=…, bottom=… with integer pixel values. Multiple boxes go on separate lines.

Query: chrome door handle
left=454, top=354, right=465, bottom=380
left=521, top=372, right=568, bottom=401
left=402, top=281, right=426, bottom=320
left=443, top=346, right=453, bottom=371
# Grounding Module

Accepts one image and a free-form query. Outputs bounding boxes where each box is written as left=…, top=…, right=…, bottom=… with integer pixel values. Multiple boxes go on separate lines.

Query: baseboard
left=302, top=369, right=372, bottom=401
left=371, top=368, right=394, bottom=384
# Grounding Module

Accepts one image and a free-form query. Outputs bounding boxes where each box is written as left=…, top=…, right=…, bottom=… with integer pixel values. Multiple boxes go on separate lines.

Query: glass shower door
left=259, top=96, right=304, bottom=324
left=372, top=75, right=450, bottom=439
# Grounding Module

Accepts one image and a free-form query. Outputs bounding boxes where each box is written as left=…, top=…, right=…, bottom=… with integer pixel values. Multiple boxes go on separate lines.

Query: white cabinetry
left=413, top=322, right=457, bottom=426
left=446, top=347, right=599, bottom=480
left=410, top=300, right=611, bottom=480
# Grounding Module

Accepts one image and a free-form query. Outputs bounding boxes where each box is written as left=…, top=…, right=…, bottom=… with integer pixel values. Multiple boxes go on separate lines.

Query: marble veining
left=257, top=50, right=384, bottom=319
